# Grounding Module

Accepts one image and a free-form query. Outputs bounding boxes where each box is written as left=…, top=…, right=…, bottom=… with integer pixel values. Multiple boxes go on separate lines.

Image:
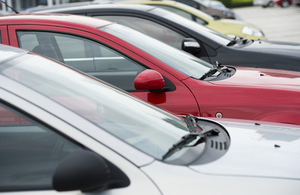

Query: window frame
left=16, top=29, right=151, bottom=92
left=0, top=99, right=85, bottom=192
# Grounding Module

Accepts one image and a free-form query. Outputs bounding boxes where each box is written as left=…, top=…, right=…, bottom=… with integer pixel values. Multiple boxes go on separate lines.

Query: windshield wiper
left=162, top=128, right=220, bottom=161
left=227, top=36, right=252, bottom=46
left=227, top=36, right=238, bottom=46
left=200, top=61, right=229, bottom=80
left=184, top=114, right=203, bottom=133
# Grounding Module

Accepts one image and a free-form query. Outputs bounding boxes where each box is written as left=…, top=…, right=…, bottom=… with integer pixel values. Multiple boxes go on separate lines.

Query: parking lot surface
left=233, top=6, right=300, bottom=43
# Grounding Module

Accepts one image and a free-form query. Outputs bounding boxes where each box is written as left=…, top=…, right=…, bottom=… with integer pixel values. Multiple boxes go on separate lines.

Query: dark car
left=27, top=3, right=300, bottom=72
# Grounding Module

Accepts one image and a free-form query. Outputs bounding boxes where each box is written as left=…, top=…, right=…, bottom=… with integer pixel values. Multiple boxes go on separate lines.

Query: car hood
left=189, top=119, right=300, bottom=179
left=208, top=18, right=245, bottom=32
left=209, top=67, right=300, bottom=91
left=241, top=40, right=300, bottom=58
left=208, top=18, right=264, bottom=39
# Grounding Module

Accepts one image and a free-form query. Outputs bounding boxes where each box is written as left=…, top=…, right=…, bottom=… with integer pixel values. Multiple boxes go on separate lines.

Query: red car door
left=0, top=25, right=9, bottom=45
left=7, top=24, right=200, bottom=116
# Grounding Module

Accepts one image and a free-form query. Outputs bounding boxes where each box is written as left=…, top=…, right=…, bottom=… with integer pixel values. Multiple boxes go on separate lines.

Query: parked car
left=30, top=3, right=300, bottom=72
left=253, top=0, right=292, bottom=7
left=1, top=14, right=300, bottom=124
left=253, top=0, right=274, bottom=7
left=175, top=0, right=237, bottom=19
left=274, top=0, right=293, bottom=7
left=1, top=44, right=300, bottom=195
left=121, top=0, right=266, bottom=40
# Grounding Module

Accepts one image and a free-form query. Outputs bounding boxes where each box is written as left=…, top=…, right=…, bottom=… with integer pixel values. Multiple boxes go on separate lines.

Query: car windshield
left=150, top=7, right=232, bottom=46
left=0, top=52, right=205, bottom=163
left=101, top=23, right=212, bottom=79
left=175, top=1, right=215, bottom=20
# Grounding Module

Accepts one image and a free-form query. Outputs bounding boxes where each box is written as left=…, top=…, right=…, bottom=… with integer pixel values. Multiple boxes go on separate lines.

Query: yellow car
left=122, top=0, right=266, bottom=40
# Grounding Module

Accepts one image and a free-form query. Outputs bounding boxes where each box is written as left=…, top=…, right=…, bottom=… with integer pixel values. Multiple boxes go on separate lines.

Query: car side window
left=195, top=17, right=208, bottom=25
left=153, top=4, right=193, bottom=20
left=0, top=103, right=83, bottom=191
left=17, top=31, right=146, bottom=91
left=96, top=15, right=185, bottom=50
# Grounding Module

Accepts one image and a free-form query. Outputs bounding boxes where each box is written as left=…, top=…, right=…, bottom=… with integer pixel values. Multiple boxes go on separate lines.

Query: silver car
left=0, top=44, right=300, bottom=194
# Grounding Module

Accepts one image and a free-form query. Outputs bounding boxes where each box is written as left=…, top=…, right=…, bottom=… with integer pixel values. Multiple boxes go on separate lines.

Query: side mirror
left=181, top=38, right=201, bottom=55
left=53, top=150, right=110, bottom=192
left=134, top=69, right=165, bottom=91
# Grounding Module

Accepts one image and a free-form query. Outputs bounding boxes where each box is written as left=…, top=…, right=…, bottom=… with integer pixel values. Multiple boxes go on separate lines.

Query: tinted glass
left=149, top=7, right=232, bottom=46
left=0, top=103, right=82, bottom=191
left=153, top=4, right=193, bottom=20
left=101, top=24, right=212, bottom=79
left=175, top=2, right=215, bottom=20
left=97, top=15, right=185, bottom=50
left=17, top=31, right=145, bottom=91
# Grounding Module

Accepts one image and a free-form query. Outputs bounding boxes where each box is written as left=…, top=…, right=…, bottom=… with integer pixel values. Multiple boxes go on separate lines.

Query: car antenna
left=0, top=0, right=19, bottom=14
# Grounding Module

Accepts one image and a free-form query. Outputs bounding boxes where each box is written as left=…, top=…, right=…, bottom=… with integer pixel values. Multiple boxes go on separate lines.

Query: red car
left=0, top=14, right=300, bottom=125
left=274, top=0, right=293, bottom=7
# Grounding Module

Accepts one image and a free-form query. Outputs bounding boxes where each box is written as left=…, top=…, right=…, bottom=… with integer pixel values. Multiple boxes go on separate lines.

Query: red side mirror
left=134, top=69, right=165, bottom=91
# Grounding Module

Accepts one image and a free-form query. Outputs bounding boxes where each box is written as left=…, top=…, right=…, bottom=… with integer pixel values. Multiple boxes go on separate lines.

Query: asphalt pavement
left=232, top=5, right=300, bottom=43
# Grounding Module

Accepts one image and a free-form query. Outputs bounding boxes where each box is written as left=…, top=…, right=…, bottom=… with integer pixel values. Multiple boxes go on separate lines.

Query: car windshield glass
left=175, top=1, right=215, bottom=20
left=150, top=7, right=232, bottom=46
left=0, top=53, right=204, bottom=162
left=100, top=23, right=212, bottom=79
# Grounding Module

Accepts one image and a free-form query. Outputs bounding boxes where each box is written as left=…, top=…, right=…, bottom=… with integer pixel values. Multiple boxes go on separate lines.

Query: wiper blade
left=227, top=39, right=237, bottom=46
left=162, top=129, right=220, bottom=161
left=200, top=61, right=228, bottom=80
left=227, top=36, right=238, bottom=46
left=227, top=36, right=252, bottom=46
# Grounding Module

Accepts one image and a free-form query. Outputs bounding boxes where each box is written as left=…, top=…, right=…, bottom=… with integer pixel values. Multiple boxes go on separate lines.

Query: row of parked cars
left=0, top=0, right=300, bottom=194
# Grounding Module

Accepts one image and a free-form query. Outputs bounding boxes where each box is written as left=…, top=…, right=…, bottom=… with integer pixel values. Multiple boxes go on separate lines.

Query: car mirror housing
left=181, top=38, right=201, bottom=55
left=52, top=150, right=110, bottom=192
left=134, top=69, right=165, bottom=91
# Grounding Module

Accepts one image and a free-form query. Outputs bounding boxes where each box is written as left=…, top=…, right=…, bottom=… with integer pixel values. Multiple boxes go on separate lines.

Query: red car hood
left=209, top=67, right=300, bottom=91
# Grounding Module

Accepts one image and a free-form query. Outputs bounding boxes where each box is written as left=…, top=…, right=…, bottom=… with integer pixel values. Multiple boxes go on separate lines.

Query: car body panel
left=142, top=159, right=300, bottom=195
left=0, top=26, right=9, bottom=45
left=190, top=119, right=300, bottom=179
left=210, top=67, right=300, bottom=89
left=180, top=75, right=300, bottom=124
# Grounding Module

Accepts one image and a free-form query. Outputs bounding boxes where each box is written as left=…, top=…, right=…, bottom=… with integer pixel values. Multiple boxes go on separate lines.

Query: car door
left=0, top=26, right=9, bottom=45
left=0, top=86, right=161, bottom=195
left=7, top=24, right=200, bottom=116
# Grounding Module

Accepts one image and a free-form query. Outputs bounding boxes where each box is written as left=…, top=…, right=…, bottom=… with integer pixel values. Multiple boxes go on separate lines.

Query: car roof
left=26, top=3, right=155, bottom=14
left=0, top=13, right=112, bottom=28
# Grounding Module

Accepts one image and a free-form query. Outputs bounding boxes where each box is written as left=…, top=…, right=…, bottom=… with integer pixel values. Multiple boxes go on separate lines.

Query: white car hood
left=189, top=120, right=300, bottom=179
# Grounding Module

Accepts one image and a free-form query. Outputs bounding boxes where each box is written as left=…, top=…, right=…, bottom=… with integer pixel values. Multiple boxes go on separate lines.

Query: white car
left=0, top=44, right=300, bottom=195
left=253, top=0, right=274, bottom=7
